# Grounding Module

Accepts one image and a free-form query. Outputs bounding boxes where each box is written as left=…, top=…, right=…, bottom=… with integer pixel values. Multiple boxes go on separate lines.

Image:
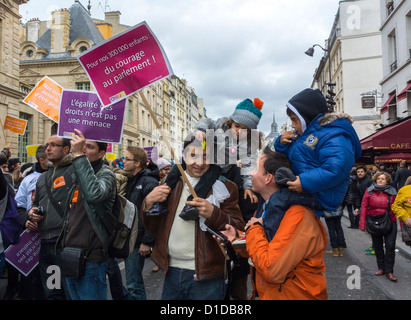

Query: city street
left=323, top=211, right=411, bottom=300
left=2, top=208, right=411, bottom=301
left=1, top=0, right=410, bottom=308
left=133, top=208, right=411, bottom=300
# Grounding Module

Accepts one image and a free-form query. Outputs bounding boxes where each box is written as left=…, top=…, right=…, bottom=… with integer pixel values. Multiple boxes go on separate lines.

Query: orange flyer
left=4, top=115, right=28, bottom=135
left=23, top=76, right=63, bottom=122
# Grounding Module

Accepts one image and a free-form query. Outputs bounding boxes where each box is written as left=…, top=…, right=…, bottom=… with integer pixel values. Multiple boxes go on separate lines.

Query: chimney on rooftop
left=104, top=11, right=121, bottom=34
left=50, top=8, right=70, bottom=53
left=26, top=18, right=41, bottom=43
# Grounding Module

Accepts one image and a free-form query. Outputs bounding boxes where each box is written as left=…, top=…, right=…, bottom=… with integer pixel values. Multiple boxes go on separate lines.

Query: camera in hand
left=36, top=206, right=45, bottom=216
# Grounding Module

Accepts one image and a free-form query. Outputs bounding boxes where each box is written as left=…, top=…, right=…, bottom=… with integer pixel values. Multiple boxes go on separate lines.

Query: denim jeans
left=325, top=217, right=346, bottom=248
left=107, top=257, right=128, bottom=300
left=124, top=247, right=146, bottom=300
left=65, top=260, right=108, bottom=300
left=38, top=238, right=69, bottom=300
left=162, top=267, right=227, bottom=300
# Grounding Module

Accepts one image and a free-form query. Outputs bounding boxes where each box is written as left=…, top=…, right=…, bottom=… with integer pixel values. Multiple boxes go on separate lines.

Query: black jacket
left=356, top=176, right=373, bottom=203
left=125, top=161, right=160, bottom=247
left=344, top=175, right=360, bottom=208
left=33, top=155, right=74, bottom=240
left=393, top=168, right=411, bottom=191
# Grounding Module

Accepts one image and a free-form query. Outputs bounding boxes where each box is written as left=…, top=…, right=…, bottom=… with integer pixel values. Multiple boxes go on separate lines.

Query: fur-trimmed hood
left=274, top=108, right=362, bottom=213
left=318, top=112, right=354, bottom=126
left=315, top=111, right=361, bottom=162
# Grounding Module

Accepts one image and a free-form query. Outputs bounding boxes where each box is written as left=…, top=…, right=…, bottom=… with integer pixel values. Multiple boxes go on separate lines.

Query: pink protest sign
left=77, top=21, right=173, bottom=107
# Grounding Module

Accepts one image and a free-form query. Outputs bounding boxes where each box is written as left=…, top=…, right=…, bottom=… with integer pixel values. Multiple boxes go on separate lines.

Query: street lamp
left=305, top=44, right=336, bottom=112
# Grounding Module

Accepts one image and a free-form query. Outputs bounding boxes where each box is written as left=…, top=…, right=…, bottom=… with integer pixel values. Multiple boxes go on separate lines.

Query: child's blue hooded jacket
left=274, top=112, right=362, bottom=215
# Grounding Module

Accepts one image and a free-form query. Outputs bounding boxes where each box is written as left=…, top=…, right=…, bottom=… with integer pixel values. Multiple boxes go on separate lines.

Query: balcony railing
left=387, top=2, right=394, bottom=15
left=390, top=60, right=397, bottom=73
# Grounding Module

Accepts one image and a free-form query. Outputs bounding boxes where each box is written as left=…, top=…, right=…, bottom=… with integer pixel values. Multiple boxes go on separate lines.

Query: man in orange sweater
left=223, top=147, right=328, bottom=300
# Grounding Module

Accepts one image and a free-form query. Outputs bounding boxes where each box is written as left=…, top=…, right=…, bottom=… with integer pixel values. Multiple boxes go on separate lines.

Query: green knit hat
left=230, top=98, right=263, bottom=130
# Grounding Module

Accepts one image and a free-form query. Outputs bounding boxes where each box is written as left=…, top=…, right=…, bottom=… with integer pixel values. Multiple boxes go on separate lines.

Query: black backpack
left=102, top=192, right=139, bottom=259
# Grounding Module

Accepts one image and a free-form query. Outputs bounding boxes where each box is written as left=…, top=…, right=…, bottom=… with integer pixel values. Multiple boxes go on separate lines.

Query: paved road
left=2, top=208, right=411, bottom=300
left=323, top=210, right=411, bottom=300
left=137, top=208, right=411, bottom=300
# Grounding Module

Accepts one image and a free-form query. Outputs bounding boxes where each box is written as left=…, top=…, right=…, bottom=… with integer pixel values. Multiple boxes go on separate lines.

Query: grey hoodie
left=194, top=117, right=259, bottom=190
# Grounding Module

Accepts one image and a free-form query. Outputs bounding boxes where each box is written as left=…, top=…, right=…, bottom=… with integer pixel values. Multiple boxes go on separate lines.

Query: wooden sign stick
left=0, top=117, right=8, bottom=146
left=138, top=91, right=197, bottom=198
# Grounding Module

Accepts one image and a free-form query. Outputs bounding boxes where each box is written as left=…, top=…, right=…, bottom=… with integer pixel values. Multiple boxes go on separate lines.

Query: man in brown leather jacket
left=142, top=134, right=244, bottom=300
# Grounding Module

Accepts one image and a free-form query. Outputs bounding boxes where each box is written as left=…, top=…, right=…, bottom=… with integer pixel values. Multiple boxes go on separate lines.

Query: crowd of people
left=0, top=88, right=410, bottom=300
left=329, top=160, right=411, bottom=283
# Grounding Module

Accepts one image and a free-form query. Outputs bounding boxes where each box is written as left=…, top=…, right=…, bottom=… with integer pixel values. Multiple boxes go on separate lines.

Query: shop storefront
left=360, top=116, right=411, bottom=164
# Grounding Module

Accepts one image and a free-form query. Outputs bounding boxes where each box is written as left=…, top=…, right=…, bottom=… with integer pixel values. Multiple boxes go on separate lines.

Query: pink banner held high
left=77, top=21, right=173, bottom=107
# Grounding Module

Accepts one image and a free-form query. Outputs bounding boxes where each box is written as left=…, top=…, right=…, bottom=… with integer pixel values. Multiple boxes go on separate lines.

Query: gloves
left=274, top=167, right=296, bottom=186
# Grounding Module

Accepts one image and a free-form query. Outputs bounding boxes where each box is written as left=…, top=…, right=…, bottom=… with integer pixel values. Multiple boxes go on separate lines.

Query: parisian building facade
left=9, top=1, right=205, bottom=163
left=310, top=0, right=383, bottom=140
left=379, top=0, right=411, bottom=124
left=0, top=0, right=29, bottom=158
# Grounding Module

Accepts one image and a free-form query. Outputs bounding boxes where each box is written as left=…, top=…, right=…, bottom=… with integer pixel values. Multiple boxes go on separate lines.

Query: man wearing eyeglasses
left=27, top=134, right=72, bottom=300
left=120, top=146, right=159, bottom=300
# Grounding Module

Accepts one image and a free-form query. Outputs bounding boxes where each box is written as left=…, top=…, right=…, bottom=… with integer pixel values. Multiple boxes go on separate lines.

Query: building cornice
left=0, top=84, right=25, bottom=99
left=339, top=31, right=382, bottom=41
left=380, top=58, right=411, bottom=85
left=351, top=114, right=381, bottom=121
left=343, top=54, right=383, bottom=63
left=20, top=58, right=79, bottom=67
left=0, top=0, right=25, bottom=19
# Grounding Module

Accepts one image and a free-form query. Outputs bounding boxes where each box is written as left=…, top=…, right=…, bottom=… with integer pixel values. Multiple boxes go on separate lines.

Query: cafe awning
left=380, top=93, right=396, bottom=114
left=374, top=152, right=411, bottom=164
left=361, top=117, right=411, bottom=151
left=398, top=83, right=411, bottom=101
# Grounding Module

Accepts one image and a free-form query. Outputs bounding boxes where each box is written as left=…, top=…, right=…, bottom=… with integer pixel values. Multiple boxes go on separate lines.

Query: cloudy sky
left=20, top=0, right=340, bottom=135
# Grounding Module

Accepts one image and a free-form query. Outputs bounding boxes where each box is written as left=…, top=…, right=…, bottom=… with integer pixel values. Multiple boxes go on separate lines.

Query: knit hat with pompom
left=230, top=98, right=263, bottom=130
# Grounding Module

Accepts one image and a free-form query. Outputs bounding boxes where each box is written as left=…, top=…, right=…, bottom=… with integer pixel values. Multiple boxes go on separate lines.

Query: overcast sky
left=20, top=0, right=340, bottom=136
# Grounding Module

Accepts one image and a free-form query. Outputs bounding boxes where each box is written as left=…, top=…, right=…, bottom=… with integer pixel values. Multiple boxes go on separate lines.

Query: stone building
left=379, top=0, right=411, bottom=124
left=359, top=0, right=411, bottom=165
left=0, top=0, right=28, bottom=160
left=16, top=1, right=204, bottom=162
left=310, top=0, right=383, bottom=140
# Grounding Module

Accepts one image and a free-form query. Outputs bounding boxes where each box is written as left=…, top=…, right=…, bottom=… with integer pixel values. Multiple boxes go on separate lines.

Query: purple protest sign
left=144, top=146, right=158, bottom=162
left=77, top=21, right=173, bottom=107
left=58, top=89, right=126, bottom=143
left=5, top=229, right=41, bottom=277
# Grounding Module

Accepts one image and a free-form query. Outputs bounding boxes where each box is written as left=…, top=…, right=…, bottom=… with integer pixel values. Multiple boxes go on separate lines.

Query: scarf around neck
left=368, top=183, right=397, bottom=196
left=257, top=188, right=322, bottom=242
